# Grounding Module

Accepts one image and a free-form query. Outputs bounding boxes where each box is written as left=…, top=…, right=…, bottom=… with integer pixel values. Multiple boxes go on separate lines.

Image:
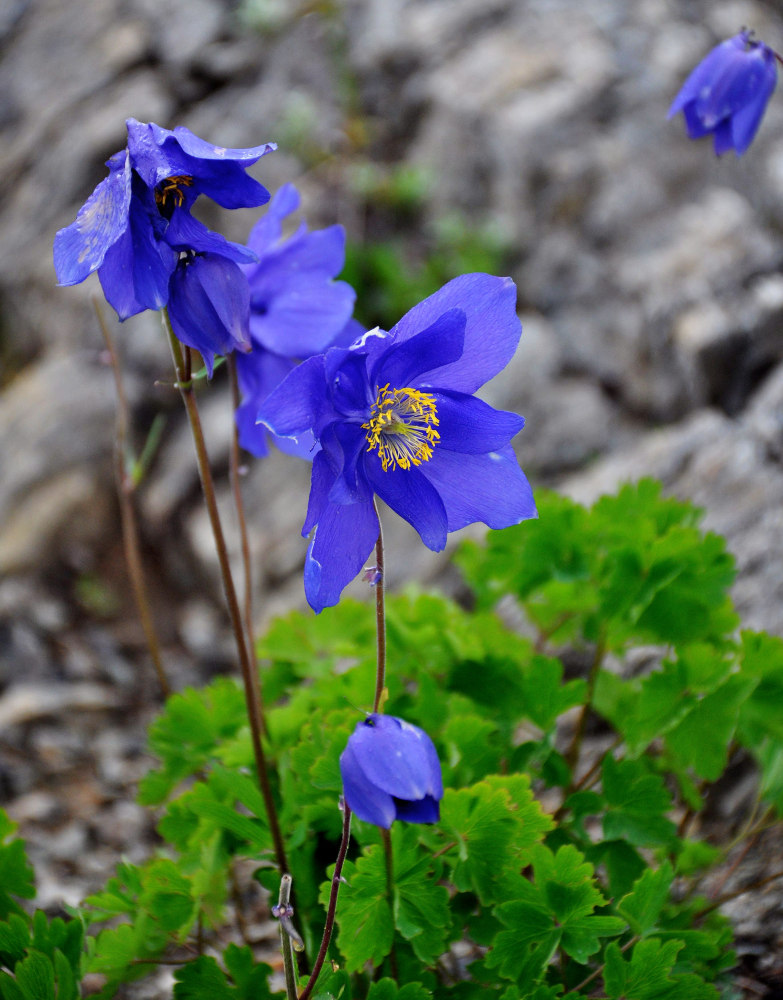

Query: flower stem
left=276, top=874, right=299, bottom=1000
left=94, top=299, right=170, bottom=698
left=161, top=312, right=288, bottom=877
left=372, top=503, right=387, bottom=714
left=227, top=356, right=266, bottom=737
left=299, top=804, right=352, bottom=1000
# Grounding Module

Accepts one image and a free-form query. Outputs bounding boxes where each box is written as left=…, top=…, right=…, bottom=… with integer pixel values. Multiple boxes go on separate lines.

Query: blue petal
left=327, top=423, right=374, bottom=505
left=421, top=445, right=537, bottom=532
left=387, top=274, right=522, bottom=393
left=346, top=715, right=443, bottom=802
left=394, top=795, right=440, bottom=823
left=340, top=742, right=396, bottom=828
left=373, top=309, right=465, bottom=388
left=97, top=195, right=176, bottom=319
left=256, top=355, right=334, bottom=439
left=668, top=35, right=747, bottom=117
left=164, top=209, right=257, bottom=262
left=246, top=183, right=301, bottom=255
left=167, top=255, right=251, bottom=376
left=730, top=55, right=777, bottom=153
left=235, top=348, right=304, bottom=458
left=127, top=118, right=276, bottom=207
left=303, top=497, right=379, bottom=613
left=54, top=150, right=131, bottom=285
left=303, top=447, right=339, bottom=536
left=432, top=390, right=524, bottom=453
left=248, top=275, right=356, bottom=357
left=365, top=461, right=448, bottom=551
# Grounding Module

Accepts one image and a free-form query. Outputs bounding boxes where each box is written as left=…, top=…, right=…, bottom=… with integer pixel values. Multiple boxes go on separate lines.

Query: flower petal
left=421, top=445, right=536, bottom=532
left=303, top=497, right=379, bottom=613
left=256, top=354, right=333, bottom=438
left=365, top=460, right=448, bottom=551
left=347, top=715, right=442, bottom=802
left=387, top=274, right=521, bottom=393
left=164, top=209, right=257, bottom=263
left=340, top=741, right=397, bottom=828
left=167, top=254, right=251, bottom=375
left=54, top=150, right=130, bottom=285
left=249, top=276, right=356, bottom=357
left=431, top=390, right=525, bottom=453
left=373, top=309, right=465, bottom=388
left=246, top=183, right=301, bottom=255
left=394, top=795, right=440, bottom=823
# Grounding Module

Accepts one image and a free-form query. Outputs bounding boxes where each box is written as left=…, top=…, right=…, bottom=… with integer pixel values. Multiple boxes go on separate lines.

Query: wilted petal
left=54, top=150, right=131, bottom=285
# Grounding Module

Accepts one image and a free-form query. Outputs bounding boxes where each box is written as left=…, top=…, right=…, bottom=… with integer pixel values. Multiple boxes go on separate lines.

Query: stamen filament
left=363, top=384, right=440, bottom=472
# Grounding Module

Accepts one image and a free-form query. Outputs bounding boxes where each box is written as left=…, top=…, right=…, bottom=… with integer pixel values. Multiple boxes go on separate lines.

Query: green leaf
left=0, top=813, right=35, bottom=920
left=602, top=938, right=718, bottom=1000
left=392, top=827, right=452, bottom=965
left=436, top=778, right=552, bottom=904
left=174, top=956, right=234, bottom=999
left=367, top=979, right=432, bottom=1000
left=11, top=952, right=55, bottom=1000
left=324, top=845, right=394, bottom=972
left=602, top=757, right=676, bottom=847
left=617, top=863, right=673, bottom=936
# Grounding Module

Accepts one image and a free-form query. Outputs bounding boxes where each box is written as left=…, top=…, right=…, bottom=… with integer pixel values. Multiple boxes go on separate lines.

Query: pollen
left=363, top=385, right=440, bottom=472
left=155, top=175, right=194, bottom=212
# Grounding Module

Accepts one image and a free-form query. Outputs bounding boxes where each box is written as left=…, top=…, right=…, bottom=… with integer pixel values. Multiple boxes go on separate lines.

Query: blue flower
left=257, top=273, right=537, bottom=613
left=235, top=184, right=358, bottom=458
left=167, top=253, right=252, bottom=377
left=340, top=714, right=443, bottom=827
left=668, top=31, right=778, bottom=156
left=54, top=119, right=275, bottom=319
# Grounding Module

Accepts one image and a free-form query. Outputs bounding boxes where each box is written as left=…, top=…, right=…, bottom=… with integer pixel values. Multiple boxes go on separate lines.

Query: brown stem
left=696, top=867, right=783, bottom=918
left=299, top=805, right=352, bottom=1000
left=227, top=355, right=266, bottom=737
left=93, top=299, right=170, bottom=697
left=372, top=505, right=386, bottom=714
left=565, top=633, right=607, bottom=772
left=162, top=312, right=288, bottom=877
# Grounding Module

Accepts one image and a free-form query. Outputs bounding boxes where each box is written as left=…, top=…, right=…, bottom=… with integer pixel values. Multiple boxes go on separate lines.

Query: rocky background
left=2, top=0, right=783, bottom=995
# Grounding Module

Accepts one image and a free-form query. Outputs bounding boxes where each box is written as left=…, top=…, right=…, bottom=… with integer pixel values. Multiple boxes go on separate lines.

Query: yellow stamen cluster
left=155, top=175, right=194, bottom=210
left=363, top=384, right=440, bottom=472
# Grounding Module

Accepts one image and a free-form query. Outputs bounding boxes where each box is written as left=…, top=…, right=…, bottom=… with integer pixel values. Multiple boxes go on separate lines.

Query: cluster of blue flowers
left=54, top=118, right=543, bottom=827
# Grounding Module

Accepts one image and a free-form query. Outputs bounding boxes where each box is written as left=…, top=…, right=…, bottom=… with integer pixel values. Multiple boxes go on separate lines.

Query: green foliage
left=10, top=478, right=783, bottom=998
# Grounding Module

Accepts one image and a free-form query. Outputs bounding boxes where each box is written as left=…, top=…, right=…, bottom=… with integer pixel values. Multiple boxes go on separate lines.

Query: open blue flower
left=235, top=184, right=358, bottom=458
left=54, top=119, right=275, bottom=319
left=668, top=31, right=778, bottom=156
left=340, top=714, right=443, bottom=828
left=257, top=273, right=537, bottom=613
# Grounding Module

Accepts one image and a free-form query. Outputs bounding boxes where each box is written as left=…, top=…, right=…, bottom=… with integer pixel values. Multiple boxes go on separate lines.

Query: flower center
left=155, top=175, right=194, bottom=215
left=363, top=385, right=440, bottom=472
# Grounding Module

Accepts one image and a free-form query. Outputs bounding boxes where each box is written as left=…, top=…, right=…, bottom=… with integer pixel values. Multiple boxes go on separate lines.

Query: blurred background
left=2, top=0, right=783, bottom=989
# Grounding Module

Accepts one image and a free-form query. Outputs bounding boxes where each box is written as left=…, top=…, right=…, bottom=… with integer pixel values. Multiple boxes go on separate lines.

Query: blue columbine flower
left=257, top=273, right=537, bottom=613
left=340, top=714, right=443, bottom=827
left=668, top=31, right=778, bottom=156
left=235, top=183, right=358, bottom=458
left=53, top=118, right=275, bottom=319
left=167, top=253, right=252, bottom=376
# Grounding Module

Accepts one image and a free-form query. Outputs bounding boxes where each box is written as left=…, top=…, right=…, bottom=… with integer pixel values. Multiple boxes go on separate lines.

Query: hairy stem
left=276, top=874, right=299, bottom=1000
left=299, top=805, right=352, bottom=1000
left=227, top=356, right=266, bottom=737
left=94, top=299, right=170, bottom=697
left=372, top=505, right=387, bottom=714
left=162, top=313, right=288, bottom=876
